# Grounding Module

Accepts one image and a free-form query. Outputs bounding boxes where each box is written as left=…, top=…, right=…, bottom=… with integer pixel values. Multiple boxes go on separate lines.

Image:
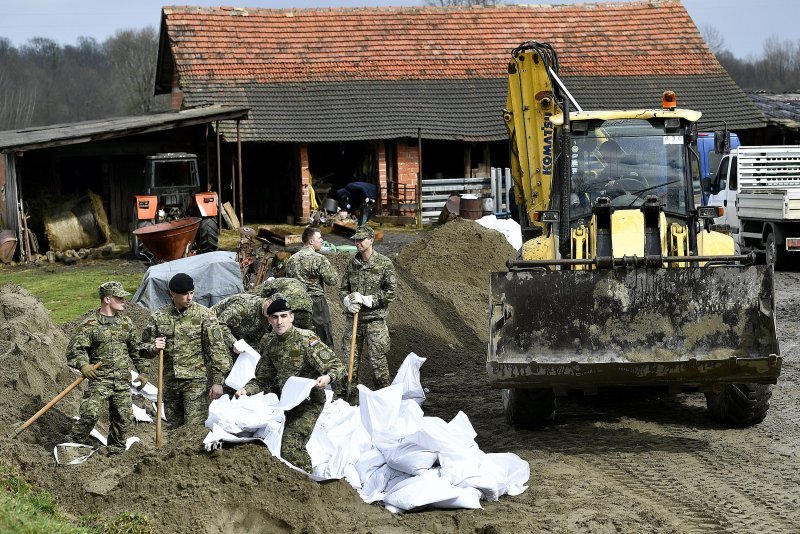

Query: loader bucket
left=488, top=265, right=781, bottom=389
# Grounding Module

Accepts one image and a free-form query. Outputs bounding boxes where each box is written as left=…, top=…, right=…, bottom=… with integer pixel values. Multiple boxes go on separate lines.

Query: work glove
left=348, top=292, right=364, bottom=305
left=136, top=374, right=148, bottom=390
left=343, top=295, right=362, bottom=314
left=80, top=364, right=98, bottom=380
left=361, top=295, right=374, bottom=308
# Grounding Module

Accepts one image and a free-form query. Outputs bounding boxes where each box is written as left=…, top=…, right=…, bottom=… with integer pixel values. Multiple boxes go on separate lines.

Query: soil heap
left=0, top=219, right=519, bottom=534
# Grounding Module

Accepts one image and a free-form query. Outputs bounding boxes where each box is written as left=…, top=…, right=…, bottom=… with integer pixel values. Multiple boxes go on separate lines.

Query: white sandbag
left=353, top=447, right=386, bottom=486
left=360, top=464, right=409, bottom=503
left=224, top=339, right=261, bottom=390
left=484, top=452, right=530, bottom=497
left=476, top=214, right=522, bottom=250
left=308, top=400, right=371, bottom=480
left=381, top=439, right=438, bottom=476
left=357, top=383, right=403, bottom=438
left=391, top=352, right=427, bottom=405
left=383, top=470, right=460, bottom=513
left=429, top=485, right=483, bottom=510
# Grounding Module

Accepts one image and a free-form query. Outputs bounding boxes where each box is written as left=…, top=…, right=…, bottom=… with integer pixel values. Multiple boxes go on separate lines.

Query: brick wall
left=377, top=142, right=387, bottom=205
left=397, top=141, right=420, bottom=201
left=300, top=144, right=311, bottom=223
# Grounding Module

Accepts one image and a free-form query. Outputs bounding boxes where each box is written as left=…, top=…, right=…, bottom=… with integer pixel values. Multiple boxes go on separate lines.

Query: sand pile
left=0, top=283, right=77, bottom=441
left=325, top=218, right=516, bottom=385
left=0, top=221, right=520, bottom=533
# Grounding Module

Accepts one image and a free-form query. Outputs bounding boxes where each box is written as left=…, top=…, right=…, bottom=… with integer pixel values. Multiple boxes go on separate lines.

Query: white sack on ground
left=391, top=352, right=427, bottom=405
left=202, top=352, right=530, bottom=512
left=476, top=215, right=522, bottom=251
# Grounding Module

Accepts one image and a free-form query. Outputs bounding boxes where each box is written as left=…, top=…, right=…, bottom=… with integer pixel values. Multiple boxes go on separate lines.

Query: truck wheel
left=705, top=383, right=772, bottom=427
left=195, top=217, right=219, bottom=254
left=765, top=233, right=784, bottom=270
left=502, top=388, right=557, bottom=428
left=130, top=221, right=153, bottom=262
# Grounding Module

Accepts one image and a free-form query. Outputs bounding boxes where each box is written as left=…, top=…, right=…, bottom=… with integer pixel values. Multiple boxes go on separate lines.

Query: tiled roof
left=187, top=75, right=762, bottom=143
left=162, top=2, right=722, bottom=82
left=158, top=2, right=766, bottom=140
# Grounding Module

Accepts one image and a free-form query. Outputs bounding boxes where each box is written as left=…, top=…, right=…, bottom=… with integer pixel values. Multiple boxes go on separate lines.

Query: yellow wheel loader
left=490, top=42, right=781, bottom=428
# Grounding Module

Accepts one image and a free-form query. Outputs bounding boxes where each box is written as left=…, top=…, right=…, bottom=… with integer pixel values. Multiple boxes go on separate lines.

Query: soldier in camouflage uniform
left=339, top=225, right=397, bottom=392
left=211, top=292, right=270, bottom=354
left=235, top=299, right=344, bottom=472
left=260, top=276, right=314, bottom=331
left=66, top=281, right=146, bottom=454
left=140, top=273, right=231, bottom=427
left=285, top=226, right=338, bottom=347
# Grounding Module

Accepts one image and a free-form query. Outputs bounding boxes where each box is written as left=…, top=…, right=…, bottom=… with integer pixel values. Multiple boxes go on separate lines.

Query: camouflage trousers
left=281, top=394, right=325, bottom=472
left=67, top=384, right=132, bottom=453
left=163, top=377, right=209, bottom=427
left=310, top=294, right=334, bottom=348
left=340, top=317, right=390, bottom=393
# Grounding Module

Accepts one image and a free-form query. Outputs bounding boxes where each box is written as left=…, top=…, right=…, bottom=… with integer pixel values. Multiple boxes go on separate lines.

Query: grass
left=0, top=264, right=145, bottom=325
left=0, top=465, right=152, bottom=533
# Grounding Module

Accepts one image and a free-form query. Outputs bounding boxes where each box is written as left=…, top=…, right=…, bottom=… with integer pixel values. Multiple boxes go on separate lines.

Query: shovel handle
left=15, top=362, right=102, bottom=436
left=347, top=311, right=359, bottom=385
left=156, top=349, right=164, bottom=447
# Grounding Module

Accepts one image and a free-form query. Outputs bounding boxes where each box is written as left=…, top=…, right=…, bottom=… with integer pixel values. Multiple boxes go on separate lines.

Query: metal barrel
left=488, top=265, right=781, bottom=388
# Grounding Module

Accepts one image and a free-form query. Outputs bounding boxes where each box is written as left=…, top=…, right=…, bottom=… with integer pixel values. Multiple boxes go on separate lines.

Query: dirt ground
left=1, top=218, right=799, bottom=533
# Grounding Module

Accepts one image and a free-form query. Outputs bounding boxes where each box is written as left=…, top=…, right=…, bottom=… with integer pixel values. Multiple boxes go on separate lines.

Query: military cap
left=168, top=272, right=194, bottom=293
left=98, top=281, right=131, bottom=298
left=352, top=225, right=375, bottom=240
left=266, top=298, right=292, bottom=315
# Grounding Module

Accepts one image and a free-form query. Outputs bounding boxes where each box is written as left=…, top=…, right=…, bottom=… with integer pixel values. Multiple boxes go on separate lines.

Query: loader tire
left=130, top=221, right=153, bottom=263
left=705, top=383, right=772, bottom=427
left=196, top=217, right=219, bottom=254
left=503, top=388, right=556, bottom=428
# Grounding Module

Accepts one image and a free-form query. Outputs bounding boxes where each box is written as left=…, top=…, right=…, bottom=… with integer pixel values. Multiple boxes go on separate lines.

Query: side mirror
left=702, top=177, right=718, bottom=195
left=714, top=130, right=731, bottom=154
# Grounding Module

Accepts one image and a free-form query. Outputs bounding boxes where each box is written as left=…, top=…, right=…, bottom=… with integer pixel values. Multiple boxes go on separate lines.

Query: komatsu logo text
left=541, top=112, right=553, bottom=175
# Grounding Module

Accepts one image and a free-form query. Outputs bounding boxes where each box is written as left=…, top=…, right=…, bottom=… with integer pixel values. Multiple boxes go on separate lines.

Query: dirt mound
left=0, top=283, right=77, bottom=440
left=0, top=223, right=522, bottom=533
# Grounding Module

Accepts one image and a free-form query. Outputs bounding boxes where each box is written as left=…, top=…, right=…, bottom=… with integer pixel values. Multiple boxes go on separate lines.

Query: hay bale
left=44, top=191, right=111, bottom=252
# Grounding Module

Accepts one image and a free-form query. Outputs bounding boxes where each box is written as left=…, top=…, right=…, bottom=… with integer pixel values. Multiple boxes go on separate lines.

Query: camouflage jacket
left=261, top=277, right=313, bottom=314
left=285, top=246, right=338, bottom=297
left=339, top=250, right=397, bottom=321
left=243, top=326, right=344, bottom=401
left=140, top=302, right=231, bottom=384
left=212, top=293, right=268, bottom=350
left=66, top=310, right=145, bottom=391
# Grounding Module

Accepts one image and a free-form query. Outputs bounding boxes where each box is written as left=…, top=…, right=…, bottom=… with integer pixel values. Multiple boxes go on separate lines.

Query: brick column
left=377, top=141, right=388, bottom=209
left=299, top=143, right=311, bottom=223
left=397, top=142, right=420, bottom=212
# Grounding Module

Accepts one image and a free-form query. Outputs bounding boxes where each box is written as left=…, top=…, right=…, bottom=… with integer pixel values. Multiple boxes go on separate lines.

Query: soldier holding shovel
left=140, top=273, right=230, bottom=427
left=339, top=225, right=397, bottom=397
left=64, top=282, right=146, bottom=455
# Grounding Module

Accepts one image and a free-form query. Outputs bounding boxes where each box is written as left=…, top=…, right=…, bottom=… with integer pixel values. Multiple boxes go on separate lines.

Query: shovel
left=156, top=349, right=164, bottom=447
left=346, top=311, right=359, bottom=401
left=13, top=362, right=102, bottom=437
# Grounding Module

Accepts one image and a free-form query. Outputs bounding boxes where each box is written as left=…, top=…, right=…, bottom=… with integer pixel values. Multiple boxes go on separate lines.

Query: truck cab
left=706, top=146, right=800, bottom=267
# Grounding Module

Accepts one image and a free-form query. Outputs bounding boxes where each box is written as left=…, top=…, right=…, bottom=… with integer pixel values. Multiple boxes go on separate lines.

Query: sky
left=0, top=0, right=797, bottom=59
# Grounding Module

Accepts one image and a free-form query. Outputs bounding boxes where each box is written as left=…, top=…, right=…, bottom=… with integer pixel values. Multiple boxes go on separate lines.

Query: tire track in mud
left=524, top=392, right=800, bottom=532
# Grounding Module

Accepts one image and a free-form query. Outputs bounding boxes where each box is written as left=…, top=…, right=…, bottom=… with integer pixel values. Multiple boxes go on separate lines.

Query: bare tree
left=105, top=28, right=159, bottom=114
left=700, top=24, right=727, bottom=55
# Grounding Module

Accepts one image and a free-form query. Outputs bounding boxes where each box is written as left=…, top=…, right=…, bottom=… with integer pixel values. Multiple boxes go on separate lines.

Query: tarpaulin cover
left=132, top=251, right=243, bottom=311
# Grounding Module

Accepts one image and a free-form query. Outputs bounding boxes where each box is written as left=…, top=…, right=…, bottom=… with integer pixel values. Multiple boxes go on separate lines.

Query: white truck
left=707, top=145, right=800, bottom=268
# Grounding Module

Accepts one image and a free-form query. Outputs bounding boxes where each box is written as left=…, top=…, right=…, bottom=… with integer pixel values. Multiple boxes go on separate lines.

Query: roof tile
left=162, top=1, right=723, bottom=83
